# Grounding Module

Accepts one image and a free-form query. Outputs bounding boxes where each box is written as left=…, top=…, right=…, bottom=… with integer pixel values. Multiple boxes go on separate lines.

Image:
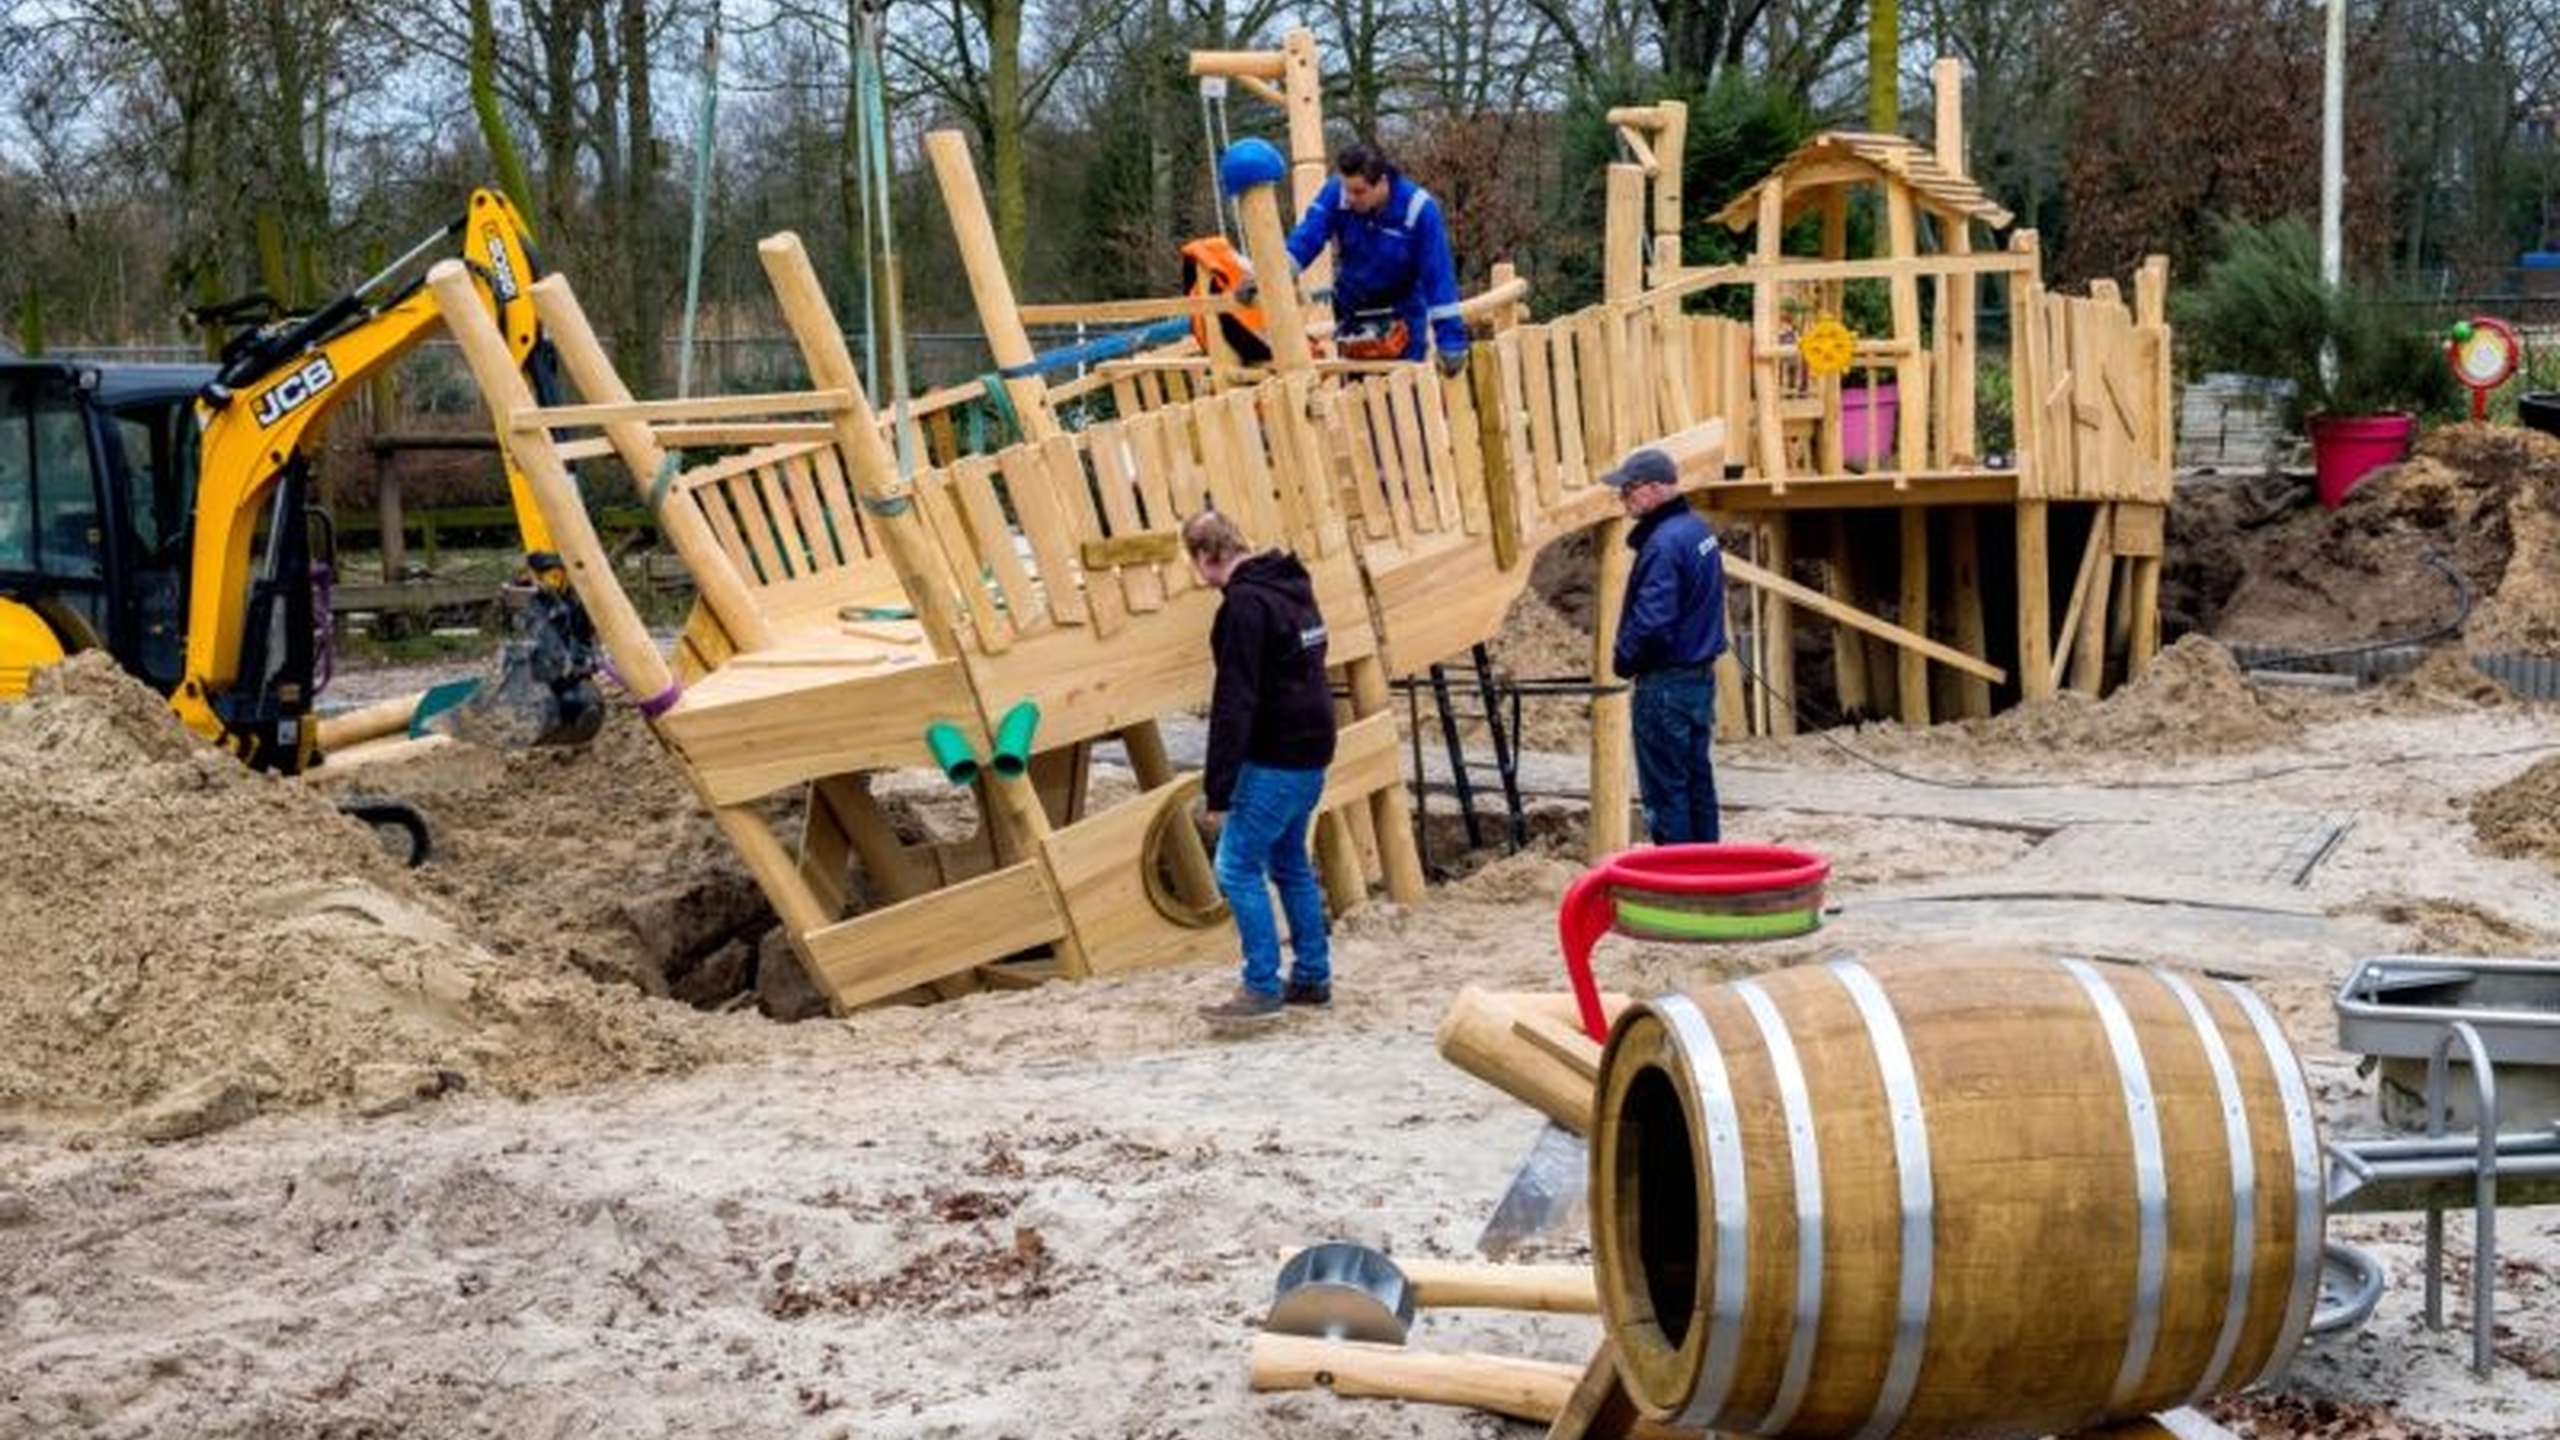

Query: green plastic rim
left=1612, top=896, right=1822, bottom=941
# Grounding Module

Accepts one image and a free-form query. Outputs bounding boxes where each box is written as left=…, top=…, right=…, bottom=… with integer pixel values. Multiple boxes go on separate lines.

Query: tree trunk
left=986, top=0, right=1028, bottom=283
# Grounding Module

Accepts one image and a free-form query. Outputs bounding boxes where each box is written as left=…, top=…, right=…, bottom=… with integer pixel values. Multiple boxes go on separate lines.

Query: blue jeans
left=1632, top=667, right=1720, bottom=844
left=1214, top=762, right=1331, bottom=996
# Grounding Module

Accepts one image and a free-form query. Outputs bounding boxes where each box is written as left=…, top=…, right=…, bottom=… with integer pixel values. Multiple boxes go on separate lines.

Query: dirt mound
left=2471, top=754, right=2560, bottom=868
left=0, top=658, right=727, bottom=1138
left=1834, top=634, right=2296, bottom=765
left=316, top=714, right=776, bottom=1006
left=2189, top=423, right=2560, bottom=655
left=1488, top=588, right=1598, bottom=753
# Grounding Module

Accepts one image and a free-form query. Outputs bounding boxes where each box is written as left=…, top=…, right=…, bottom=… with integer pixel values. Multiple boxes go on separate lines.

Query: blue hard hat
left=1220, top=138, right=1288, bottom=198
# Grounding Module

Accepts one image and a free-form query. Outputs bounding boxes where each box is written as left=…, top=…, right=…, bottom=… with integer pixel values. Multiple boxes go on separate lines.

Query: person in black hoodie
left=1183, top=509, right=1338, bottom=1025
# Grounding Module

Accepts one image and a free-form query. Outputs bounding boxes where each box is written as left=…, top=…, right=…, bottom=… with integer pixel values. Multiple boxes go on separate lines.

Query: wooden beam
left=925, top=129, right=1058, bottom=443
left=1723, top=551, right=2002, bottom=685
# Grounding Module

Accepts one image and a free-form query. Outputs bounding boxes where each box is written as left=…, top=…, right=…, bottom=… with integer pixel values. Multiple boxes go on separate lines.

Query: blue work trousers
left=1215, top=762, right=1332, bottom=996
left=1631, top=667, right=1721, bottom=844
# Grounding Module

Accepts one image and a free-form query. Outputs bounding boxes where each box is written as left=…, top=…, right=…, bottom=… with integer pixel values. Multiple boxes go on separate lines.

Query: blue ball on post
left=1219, top=138, right=1288, bottom=199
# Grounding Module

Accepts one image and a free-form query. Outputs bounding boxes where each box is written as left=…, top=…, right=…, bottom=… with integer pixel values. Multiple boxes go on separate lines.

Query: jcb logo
left=251, top=357, right=338, bottom=428
left=482, top=226, right=521, bottom=302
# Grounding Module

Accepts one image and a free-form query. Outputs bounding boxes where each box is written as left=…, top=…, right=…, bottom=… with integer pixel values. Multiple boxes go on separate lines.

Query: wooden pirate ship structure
left=424, top=45, right=2173, bottom=1013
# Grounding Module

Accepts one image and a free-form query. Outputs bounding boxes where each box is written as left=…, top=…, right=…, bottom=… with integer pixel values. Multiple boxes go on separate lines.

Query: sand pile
left=312, top=714, right=776, bottom=1006
left=1822, top=634, right=2297, bottom=766
left=2470, top=753, right=2560, bottom=868
left=0, top=657, right=728, bottom=1139
left=2182, top=423, right=2560, bottom=654
left=1487, top=588, right=1599, bottom=753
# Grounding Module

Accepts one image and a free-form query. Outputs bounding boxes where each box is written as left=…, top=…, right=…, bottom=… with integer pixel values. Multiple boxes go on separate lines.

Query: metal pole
left=2320, top=0, right=2345, bottom=290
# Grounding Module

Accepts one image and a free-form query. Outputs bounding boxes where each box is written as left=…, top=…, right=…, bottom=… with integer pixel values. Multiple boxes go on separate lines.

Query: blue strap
left=997, top=316, right=1194, bottom=379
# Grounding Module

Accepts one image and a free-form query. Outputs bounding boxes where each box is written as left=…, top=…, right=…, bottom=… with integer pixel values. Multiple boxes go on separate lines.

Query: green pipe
left=990, top=699, right=1040, bottom=778
left=925, top=719, right=980, bottom=786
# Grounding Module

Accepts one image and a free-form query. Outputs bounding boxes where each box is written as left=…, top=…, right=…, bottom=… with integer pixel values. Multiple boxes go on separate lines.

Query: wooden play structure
left=422, top=40, right=2174, bottom=1013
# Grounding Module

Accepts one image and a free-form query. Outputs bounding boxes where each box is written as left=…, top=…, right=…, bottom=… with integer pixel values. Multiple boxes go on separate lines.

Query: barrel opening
left=1621, top=1062, right=1701, bottom=1350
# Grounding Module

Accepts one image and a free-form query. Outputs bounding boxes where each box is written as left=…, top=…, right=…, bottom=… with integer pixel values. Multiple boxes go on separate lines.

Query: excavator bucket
left=423, top=556, right=606, bottom=749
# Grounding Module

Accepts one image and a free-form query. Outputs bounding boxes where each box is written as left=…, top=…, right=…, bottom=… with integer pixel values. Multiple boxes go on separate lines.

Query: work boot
left=1282, top=979, right=1332, bottom=1008
left=1198, top=986, right=1284, bottom=1025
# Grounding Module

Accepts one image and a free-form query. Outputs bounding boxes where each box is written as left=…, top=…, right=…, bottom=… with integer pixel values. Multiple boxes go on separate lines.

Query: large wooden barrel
left=1590, top=949, right=2323, bottom=1440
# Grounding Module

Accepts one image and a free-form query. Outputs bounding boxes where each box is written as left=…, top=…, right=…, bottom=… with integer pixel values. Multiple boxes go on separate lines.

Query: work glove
left=1436, top=349, right=1469, bottom=378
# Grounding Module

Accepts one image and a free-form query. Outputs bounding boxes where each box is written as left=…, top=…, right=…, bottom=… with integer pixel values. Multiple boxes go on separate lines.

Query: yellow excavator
left=0, top=189, right=602, bottom=784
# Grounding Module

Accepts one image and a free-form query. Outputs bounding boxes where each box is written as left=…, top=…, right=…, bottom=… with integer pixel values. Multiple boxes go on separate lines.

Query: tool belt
left=1335, top=309, right=1410, bottom=362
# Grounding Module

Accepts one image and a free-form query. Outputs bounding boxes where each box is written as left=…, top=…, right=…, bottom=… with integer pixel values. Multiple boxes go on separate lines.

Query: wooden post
left=1235, top=181, right=1315, bottom=376
left=526, top=275, right=777, bottom=656
left=1750, top=176, right=1788, bottom=482
left=2070, top=505, right=2116, bottom=696
left=2008, top=231, right=2056, bottom=700
left=1898, top=507, right=1932, bottom=726
left=429, top=263, right=664, bottom=708
left=757, top=234, right=965, bottom=658
left=1280, top=29, right=1329, bottom=216
left=1762, top=517, right=1796, bottom=736
left=376, top=458, right=406, bottom=584
left=1587, top=163, right=1647, bottom=858
left=924, top=129, right=1058, bottom=443
left=1947, top=506, right=1992, bottom=716
left=1825, top=515, right=1870, bottom=716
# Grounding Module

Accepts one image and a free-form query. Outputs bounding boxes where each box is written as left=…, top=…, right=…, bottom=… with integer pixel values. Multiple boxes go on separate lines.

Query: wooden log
left=2016, top=498, right=2056, bottom=699
left=427, top=262, right=670, bottom=712
left=1399, top=1258, right=1598, bottom=1314
left=315, top=691, right=425, bottom=753
left=1249, top=1335, right=1698, bottom=1440
left=1948, top=510, right=1992, bottom=716
left=1723, top=553, right=2002, bottom=685
left=1436, top=986, right=1611, bottom=1133
left=1761, top=519, right=1796, bottom=737
left=924, top=130, right=1058, bottom=443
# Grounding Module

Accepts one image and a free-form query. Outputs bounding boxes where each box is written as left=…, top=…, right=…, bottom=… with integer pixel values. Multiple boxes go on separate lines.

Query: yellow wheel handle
left=1141, top=772, right=1232, bottom=930
left=1798, top=315, right=1857, bottom=379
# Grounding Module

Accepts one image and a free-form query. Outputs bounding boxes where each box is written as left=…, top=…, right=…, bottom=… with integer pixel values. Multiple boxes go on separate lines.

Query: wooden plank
left=1039, top=434, right=1122, bottom=638
left=951, top=454, right=1046, bottom=633
left=1551, top=322, right=1589, bottom=490
left=1442, top=366, right=1492, bottom=539
left=1573, top=312, right=1616, bottom=474
left=662, top=651, right=979, bottom=805
left=918, top=469, right=1011, bottom=653
left=517, top=387, right=852, bottom=433
left=723, top=475, right=792, bottom=585
left=1420, top=368, right=1469, bottom=532
left=2113, top=502, right=2165, bottom=558
left=1519, top=326, right=1563, bottom=508
left=1087, top=431, right=1169, bottom=612
left=2049, top=503, right=2110, bottom=686
left=755, top=460, right=814, bottom=579
left=797, top=860, right=1065, bottom=1010
left=1725, top=551, right=2002, bottom=685
left=1362, top=376, right=1419, bottom=542
left=1000, top=444, right=1089, bottom=625
left=1332, top=388, right=1392, bottom=541
left=805, top=445, right=865, bottom=567
left=1256, top=380, right=1318, bottom=550
left=1224, top=389, right=1287, bottom=546
left=1897, top=507, right=1931, bottom=725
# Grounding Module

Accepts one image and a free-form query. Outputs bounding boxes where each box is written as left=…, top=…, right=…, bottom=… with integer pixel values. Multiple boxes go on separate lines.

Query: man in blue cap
left=1600, top=446, right=1727, bottom=844
left=1283, top=144, right=1469, bottom=375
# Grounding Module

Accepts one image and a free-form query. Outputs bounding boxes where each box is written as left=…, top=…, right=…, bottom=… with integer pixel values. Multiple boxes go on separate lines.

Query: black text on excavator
left=0, top=189, right=605, bottom=775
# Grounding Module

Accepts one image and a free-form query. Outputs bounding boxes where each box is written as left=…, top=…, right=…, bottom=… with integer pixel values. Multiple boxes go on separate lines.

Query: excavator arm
left=171, top=189, right=583, bottom=764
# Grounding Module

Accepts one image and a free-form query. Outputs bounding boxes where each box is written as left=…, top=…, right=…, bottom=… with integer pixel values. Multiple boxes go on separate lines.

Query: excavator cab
left=0, top=361, right=200, bottom=703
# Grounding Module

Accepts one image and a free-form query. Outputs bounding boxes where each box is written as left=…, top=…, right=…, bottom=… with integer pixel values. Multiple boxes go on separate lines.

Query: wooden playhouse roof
left=1712, top=131, right=2014, bottom=234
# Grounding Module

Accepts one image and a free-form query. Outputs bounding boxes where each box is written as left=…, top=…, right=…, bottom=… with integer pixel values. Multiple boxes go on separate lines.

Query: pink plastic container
left=1840, top=383, right=1898, bottom=469
left=2309, top=413, right=2414, bottom=507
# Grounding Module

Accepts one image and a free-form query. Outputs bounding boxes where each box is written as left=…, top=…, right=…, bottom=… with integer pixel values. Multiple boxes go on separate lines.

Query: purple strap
left=634, top=681, right=683, bottom=719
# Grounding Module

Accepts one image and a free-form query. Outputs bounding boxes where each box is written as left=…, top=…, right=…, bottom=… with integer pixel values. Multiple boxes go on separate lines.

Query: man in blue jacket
left=1284, top=144, right=1469, bottom=374
left=1602, top=447, right=1728, bottom=845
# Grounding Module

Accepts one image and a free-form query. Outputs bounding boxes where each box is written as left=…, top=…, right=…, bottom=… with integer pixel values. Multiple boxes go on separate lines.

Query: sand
left=6, top=432, right=2560, bottom=1438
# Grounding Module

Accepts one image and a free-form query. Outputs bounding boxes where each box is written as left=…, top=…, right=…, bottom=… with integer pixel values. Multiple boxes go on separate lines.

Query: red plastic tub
left=1557, top=843, right=1831, bottom=1040
left=2309, top=413, right=2414, bottom=507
